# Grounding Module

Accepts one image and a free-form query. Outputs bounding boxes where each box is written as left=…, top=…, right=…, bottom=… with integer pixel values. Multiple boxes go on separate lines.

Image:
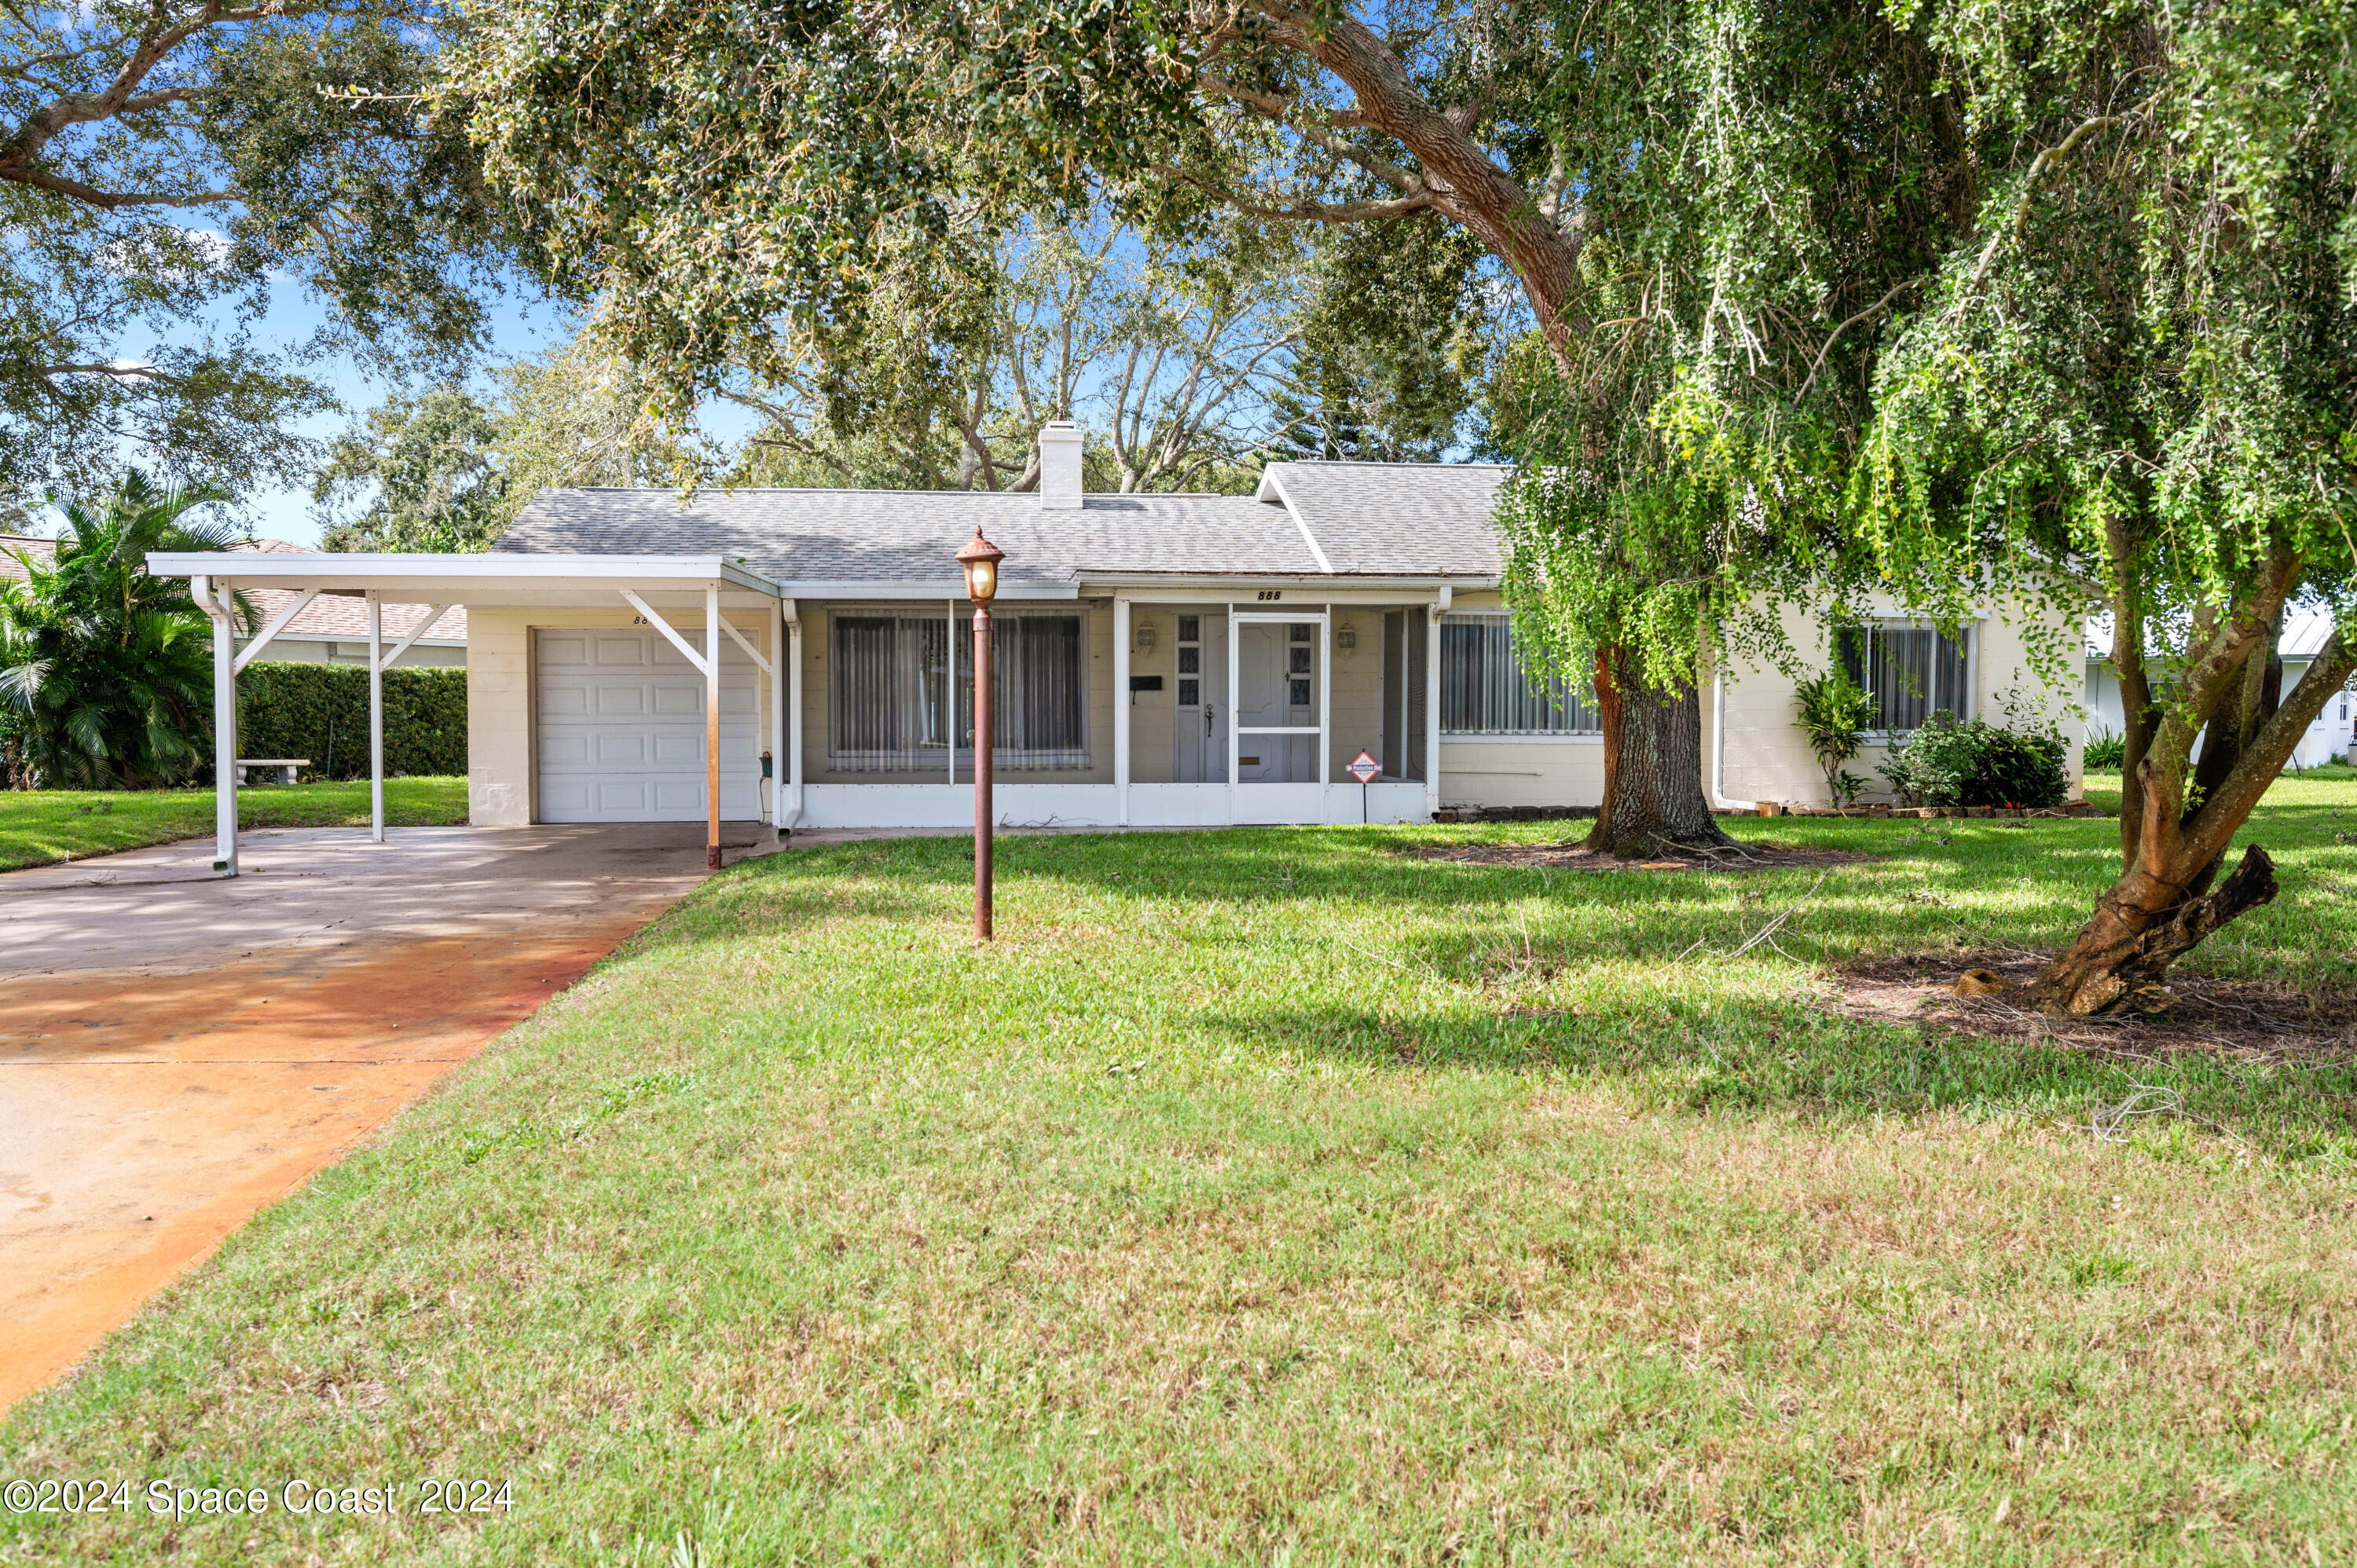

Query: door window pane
left=1177, top=615, right=1199, bottom=643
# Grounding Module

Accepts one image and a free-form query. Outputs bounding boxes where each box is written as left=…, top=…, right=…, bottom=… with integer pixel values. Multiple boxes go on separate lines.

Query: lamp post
left=958, top=526, right=1004, bottom=940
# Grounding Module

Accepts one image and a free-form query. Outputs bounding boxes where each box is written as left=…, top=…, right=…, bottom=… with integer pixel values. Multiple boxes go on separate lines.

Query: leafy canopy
left=0, top=471, right=242, bottom=788
left=2, top=0, right=516, bottom=505
left=1490, top=0, right=1972, bottom=698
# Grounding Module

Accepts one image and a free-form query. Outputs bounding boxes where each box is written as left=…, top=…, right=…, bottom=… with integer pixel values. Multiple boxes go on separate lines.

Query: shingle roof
left=494, top=461, right=1514, bottom=584
left=1262, top=462, right=1510, bottom=576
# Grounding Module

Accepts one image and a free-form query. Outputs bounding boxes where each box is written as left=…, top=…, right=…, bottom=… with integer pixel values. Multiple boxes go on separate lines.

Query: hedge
left=236, top=662, right=466, bottom=779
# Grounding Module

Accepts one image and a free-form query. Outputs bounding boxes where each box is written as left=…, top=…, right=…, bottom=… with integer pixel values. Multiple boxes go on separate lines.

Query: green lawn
left=0, top=778, right=470, bottom=871
left=5, top=781, right=2355, bottom=1563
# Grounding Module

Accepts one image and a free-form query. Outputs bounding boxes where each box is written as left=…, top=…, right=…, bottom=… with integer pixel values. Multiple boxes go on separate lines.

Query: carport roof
left=141, top=551, right=785, bottom=608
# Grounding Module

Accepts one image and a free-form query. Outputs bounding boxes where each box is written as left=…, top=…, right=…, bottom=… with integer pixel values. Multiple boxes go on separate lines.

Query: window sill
left=1439, top=733, right=1605, bottom=745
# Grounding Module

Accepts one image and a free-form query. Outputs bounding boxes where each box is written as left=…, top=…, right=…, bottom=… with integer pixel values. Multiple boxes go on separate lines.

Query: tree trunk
left=1582, top=644, right=1623, bottom=849
left=2026, top=621, right=2353, bottom=1016
left=2025, top=845, right=2279, bottom=1016
left=1585, top=648, right=1735, bottom=857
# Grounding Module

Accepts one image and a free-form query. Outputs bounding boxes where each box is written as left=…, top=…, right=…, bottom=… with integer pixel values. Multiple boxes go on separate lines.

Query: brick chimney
left=1037, top=420, right=1083, bottom=510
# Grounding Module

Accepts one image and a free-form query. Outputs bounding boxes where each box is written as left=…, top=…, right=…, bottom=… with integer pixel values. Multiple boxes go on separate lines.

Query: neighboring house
left=2084, top=609, right=2352, bottom=770
left=147, top=423, right=2083, bottom=841
left=233, top=540, right=469, bottom=668
left=1, top=533, right=466, bottom=669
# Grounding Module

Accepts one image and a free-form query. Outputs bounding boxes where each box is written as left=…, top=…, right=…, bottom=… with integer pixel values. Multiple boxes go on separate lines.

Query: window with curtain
left=956, top=614, right=1087, bottom=768
left=1439, top=616, right=1598, bottom=734
left=1835, top=625, right=1970, bottom=732
left=828, top=610, right=1088, bottom=772
left=829, top=615, right=954, bottom=771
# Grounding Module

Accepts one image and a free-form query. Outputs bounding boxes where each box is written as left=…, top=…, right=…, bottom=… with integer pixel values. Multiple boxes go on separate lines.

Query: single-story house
left=2084, top=610, right=2352, bottom=770
left=148, top=423, right=2083, bottom=874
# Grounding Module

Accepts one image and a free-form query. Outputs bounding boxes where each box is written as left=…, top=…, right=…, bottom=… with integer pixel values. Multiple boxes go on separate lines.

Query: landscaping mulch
left=1832, top=947, right=2357, bottom=1064
left=1408, top=839, right=1879, bottom=873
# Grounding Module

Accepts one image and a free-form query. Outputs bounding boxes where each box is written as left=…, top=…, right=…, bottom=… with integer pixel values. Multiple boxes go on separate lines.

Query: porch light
left=958, top=527, right=1003, bottom=606
left=959, top=526, right=1006, bottom=940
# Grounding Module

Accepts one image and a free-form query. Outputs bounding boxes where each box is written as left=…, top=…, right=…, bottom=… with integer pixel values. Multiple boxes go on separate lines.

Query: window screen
left=1439, top=617, right=1598, bottom=734
left=1835, top=625, right=1970, bottom=731
left=958, top=614, right=1087, bottom=768
left=829, top=616, right=953, bottom=771
left=830, top=612, right=1088, bottom=771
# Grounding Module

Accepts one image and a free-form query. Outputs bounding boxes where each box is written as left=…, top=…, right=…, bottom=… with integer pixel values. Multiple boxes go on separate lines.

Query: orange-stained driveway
left=0, top=822, right=776, bottom=1413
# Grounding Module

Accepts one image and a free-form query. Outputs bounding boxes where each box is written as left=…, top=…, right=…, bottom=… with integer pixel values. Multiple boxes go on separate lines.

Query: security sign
left=1348, top=750, right=1380, bottom=784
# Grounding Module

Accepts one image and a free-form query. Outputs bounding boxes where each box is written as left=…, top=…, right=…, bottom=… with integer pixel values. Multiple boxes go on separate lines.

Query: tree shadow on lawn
left=1197, top=994, right=2357, bottom=1160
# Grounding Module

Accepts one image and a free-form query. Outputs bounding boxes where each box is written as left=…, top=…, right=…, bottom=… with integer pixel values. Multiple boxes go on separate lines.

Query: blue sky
left=220, top=282, right=575, bottom=547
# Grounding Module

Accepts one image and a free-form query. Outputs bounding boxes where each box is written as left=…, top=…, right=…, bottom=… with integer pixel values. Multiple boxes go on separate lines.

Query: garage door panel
left=596, top=782, right=651, bottom=813
left=596, top=732, right=649, bottom=764
left=537, top=627, right=764, bottom=823
left=594, top=636, right=647, bottom=666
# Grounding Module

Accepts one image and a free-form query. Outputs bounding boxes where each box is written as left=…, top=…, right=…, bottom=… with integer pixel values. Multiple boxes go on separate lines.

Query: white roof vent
left=1037, top=421, right=1083, bottom=511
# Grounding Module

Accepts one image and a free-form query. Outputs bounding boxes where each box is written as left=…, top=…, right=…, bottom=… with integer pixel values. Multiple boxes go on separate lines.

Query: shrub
left=1879, top=710, right=2069, bottom=808
left=2084, top=727, right=2126, bottom=769
left=237, top=662, right=466, bottom=779
left=1794, top=668, right=1877, bottom=803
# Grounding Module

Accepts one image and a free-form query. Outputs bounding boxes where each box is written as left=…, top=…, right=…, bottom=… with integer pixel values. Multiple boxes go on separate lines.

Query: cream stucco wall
left=1432, top=591, right=1606, bottom=808
left=467, top=603, right=782, bottom=827
left=1716, top=595, right=2085, bottom=809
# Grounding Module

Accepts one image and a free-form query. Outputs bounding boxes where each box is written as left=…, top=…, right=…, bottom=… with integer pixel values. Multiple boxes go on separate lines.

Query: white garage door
left=536, top=628, right=761, bottom=823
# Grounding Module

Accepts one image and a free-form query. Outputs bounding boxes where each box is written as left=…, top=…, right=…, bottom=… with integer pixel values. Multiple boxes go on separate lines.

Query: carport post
left=368, top=596, right=385, bottom=843
left=706, top=583, right=721, bottom=870
left=786, top=600, right=804, bottom=826
left=197, top=574, right=237, bottom=877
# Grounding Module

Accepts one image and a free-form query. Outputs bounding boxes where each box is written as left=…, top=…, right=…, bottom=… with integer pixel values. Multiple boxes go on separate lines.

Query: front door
left=1173, top=610, right=1227, bottom=782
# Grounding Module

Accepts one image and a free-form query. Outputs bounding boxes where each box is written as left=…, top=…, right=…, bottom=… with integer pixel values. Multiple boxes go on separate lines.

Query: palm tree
left=0, top=471, right=246, bottom=789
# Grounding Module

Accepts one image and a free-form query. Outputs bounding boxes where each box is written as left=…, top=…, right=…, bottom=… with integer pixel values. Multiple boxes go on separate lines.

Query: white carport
left=145, top=552, right=794, bottom=877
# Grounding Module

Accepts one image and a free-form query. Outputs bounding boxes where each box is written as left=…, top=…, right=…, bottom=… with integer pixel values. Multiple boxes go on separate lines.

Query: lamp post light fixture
left=957, top=526, right=1006, bottom=940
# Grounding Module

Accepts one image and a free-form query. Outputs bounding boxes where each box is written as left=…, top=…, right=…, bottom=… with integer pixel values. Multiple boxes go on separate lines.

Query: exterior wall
left=468, top=607, right=534, bottom=826
left=1432, top=590, right=1606, bottom=808
left=1439, top=737, right=1606, bottom=809
left=1325, top=606, right=1387, bottom=782
left=468, top=603, right=779, bottom=828
left=1719, top=596, right=2084, bottom=809
left=1125, top=605, right=1180, bottom=783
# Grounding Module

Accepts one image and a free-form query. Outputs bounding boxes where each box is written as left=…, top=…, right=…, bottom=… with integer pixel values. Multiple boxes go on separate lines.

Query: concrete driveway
left=0, top=822, right=775, bottom=1412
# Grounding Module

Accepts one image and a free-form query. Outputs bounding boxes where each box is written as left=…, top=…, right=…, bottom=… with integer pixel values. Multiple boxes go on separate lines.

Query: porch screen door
left=1229, top=609, right=1329, bottom=823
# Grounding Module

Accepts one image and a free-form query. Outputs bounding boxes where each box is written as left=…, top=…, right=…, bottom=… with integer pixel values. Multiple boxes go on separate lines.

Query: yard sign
left=1350, top=750, right=1380, bottom=823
